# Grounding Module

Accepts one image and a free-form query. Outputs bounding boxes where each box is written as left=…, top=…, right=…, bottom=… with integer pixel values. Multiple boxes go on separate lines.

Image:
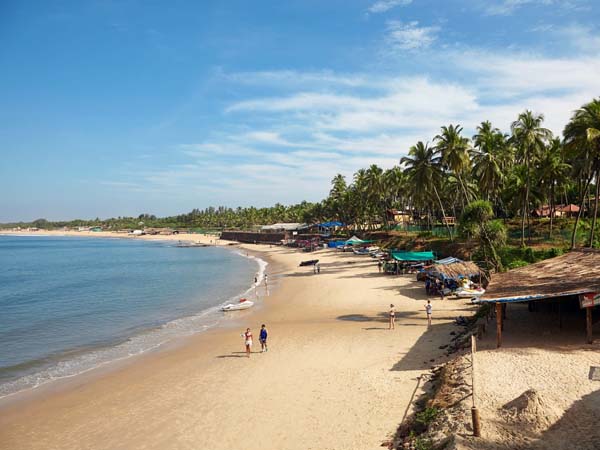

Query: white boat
left=455, top=288, right=486, bottom=298
left=221, top=298, right=254, bottom=311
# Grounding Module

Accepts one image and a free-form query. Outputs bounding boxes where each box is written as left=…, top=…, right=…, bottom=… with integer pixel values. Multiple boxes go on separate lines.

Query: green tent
left=344, top=235, right=374, bottom=245
left=390, top=250, right=435, bottom=261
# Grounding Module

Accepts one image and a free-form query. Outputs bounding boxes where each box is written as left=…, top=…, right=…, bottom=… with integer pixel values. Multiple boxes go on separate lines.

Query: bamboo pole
left=471, top=335, right=481, bottom=437
left=496, top=302, right=503, bottom=348
left=586, top=307, right=593, bottom=344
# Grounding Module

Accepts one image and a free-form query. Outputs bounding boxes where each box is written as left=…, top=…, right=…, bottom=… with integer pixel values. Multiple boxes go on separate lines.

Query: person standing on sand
left=264, top=273, right=268, bottom=287
left=425, top=300, right=432, bottom=327
left=242, top=328, right=253, bottom=357
left=259, top=324, right=268, bottom=352
left=389, top=304, right=396, bottom=330
left=377, top=260, right=382, bottom=273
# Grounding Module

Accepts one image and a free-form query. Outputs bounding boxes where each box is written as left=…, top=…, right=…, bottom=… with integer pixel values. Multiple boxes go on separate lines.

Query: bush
left=415, top=407, right=440, bottom=425
left=507, top=260, right=529, bottom=269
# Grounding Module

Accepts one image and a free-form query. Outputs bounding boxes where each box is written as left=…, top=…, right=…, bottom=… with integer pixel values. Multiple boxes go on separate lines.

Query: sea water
left=0, top=235, right=264, bottom=397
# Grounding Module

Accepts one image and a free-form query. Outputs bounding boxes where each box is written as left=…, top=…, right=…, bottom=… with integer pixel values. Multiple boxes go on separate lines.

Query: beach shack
left=475, top=249, right=600, bottom=347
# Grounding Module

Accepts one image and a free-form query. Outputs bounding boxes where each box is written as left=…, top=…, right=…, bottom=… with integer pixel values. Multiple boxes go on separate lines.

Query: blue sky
left=1, top=0, right=599, bottom=221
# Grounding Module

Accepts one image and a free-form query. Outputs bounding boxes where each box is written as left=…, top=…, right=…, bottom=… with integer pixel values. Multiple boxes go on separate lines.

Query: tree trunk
left=433, top=185, right=453, bottom=241
left=571, top=175, right=593, bottom=249
left=589, top=171, right=599, bottom=248
left=549, top=184, right=555, bottom=239
left=525, top=160, right=532, bottom=244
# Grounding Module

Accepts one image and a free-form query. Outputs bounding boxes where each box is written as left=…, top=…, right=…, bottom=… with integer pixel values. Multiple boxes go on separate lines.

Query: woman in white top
left=389, top=304, right=396, bottom=330
left=243, top=328, right=253, bottom=357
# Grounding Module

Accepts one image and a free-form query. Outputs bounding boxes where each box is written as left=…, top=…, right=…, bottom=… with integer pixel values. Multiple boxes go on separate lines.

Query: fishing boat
left=221, top=298, right=254, bottom=311
left=454, top=287, right=486, bottom=299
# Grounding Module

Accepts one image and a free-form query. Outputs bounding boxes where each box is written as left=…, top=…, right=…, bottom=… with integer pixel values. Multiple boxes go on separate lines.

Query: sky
left=1, top=0, right=599, bottom=221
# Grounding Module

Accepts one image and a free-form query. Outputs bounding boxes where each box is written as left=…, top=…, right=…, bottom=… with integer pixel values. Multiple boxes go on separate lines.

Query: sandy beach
left=0, top=231, right=475, bottom=450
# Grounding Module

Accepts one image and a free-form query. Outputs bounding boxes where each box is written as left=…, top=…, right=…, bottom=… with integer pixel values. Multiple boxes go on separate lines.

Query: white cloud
left=105, top=20, right=600, bottom=206
left=479, top=0, right=587, bottom=16
left=385, top=20, right=439, bottom=51
left=368, top=0, right=412, bottom=14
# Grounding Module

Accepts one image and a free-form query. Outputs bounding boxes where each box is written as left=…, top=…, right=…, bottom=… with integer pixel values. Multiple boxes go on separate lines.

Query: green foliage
left=415, top=407, right=440, bottom=425
left=498, top=246, right=564, bottom=270
left=507, top=260, right=529, bottom=269
left=459, top=200, right=506, bottom=270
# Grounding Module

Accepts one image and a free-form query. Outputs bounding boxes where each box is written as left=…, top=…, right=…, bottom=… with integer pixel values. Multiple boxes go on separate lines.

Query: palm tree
left=472, top=121, right=512, bottom=205
left=434, top=124, right=472, bottom=207
left=511, top=110, right=552, bottom=246
left=401, top=141, right=453, bottom=240
left=537, top=138, right=571, bottom=238
left=564, top=98, right=600, bottom=248
left=364, top=164, right=386, bottom=228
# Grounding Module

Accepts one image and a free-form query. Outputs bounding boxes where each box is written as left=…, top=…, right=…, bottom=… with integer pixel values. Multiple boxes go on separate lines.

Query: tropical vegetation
left=4, top=98, right=600, bottom=266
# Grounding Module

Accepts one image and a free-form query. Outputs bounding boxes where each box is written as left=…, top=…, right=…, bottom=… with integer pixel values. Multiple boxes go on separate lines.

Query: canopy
left=344, top=235, right=374, bottom=245
left=391, top=250, right=435, bottom=261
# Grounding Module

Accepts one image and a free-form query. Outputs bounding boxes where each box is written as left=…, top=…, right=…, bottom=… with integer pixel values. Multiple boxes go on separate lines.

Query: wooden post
left=471, top=335, right=481, bottom=437
left=496, top=302, right=503, bottom=348
left=586, top=307, right=593, bottom=344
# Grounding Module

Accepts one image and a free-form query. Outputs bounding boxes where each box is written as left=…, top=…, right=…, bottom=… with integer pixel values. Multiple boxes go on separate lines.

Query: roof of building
left=428, top=260, right=481, bottom=279
left=478, top=249, right=600, bottom=303
left=260, top=223, right=307, bottom=231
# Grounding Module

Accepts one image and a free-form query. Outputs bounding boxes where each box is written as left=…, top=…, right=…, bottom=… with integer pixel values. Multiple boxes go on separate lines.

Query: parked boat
left=454, top=287, right=486, bottom=298
left=221, top=298, right=254, bottom=311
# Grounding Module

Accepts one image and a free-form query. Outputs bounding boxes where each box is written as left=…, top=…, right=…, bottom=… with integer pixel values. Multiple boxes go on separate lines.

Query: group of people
left=388, top=300, right=432, bottom=330
left=242, top=324, right=268, bottom=357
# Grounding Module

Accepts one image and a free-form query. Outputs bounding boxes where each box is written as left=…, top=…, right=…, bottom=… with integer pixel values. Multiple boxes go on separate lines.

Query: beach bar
left=475, top=249, right=600, bottom=347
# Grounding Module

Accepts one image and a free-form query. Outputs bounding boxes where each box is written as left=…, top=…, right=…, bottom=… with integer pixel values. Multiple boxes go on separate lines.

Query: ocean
left=0, top=235, right=264, bottom=398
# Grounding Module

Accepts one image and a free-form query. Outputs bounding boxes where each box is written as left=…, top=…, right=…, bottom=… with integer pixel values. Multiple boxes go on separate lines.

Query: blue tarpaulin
left=319, top=221, right=345, bottom=228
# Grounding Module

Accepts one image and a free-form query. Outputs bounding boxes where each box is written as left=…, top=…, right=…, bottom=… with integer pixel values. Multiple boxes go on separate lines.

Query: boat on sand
left=454, top=287, right=485, bottom=298
left=221, top=298, right=254, bottom=311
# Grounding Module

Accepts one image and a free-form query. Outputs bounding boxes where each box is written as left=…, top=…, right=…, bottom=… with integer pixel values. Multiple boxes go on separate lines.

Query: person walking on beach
left=389, top=304, right=396, bottom=330
left=425, top=300, right=432, bottom=327
left=259, top=324, right=268, bottom=352
left=242, top=328, right=253, bottom=357
left=377, top=260, right=382, bottom=273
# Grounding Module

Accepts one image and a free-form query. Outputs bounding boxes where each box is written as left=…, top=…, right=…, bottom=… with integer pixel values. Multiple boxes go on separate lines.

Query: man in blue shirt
left=259, top=324, right=268, bottom=352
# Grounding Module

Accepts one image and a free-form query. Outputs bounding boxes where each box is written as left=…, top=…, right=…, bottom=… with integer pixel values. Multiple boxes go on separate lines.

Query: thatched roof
left=429, top=261, right=481, bottom=279
left=479, top=249, right=600, bottom=303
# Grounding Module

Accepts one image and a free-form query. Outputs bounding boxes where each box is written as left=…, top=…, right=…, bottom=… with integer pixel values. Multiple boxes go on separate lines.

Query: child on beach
left=242, top=328, right=253, bottom=357
left=425, top=300, right=432, bottom=327
left=389, top=304, right=395, bottom=330
left=259, top=324, right=268, bottom=352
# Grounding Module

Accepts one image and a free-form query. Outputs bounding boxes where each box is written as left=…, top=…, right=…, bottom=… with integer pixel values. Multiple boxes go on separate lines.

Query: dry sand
left=0, top=231, right=475, bottom=450
left=421, top=301, right=600, bottom=450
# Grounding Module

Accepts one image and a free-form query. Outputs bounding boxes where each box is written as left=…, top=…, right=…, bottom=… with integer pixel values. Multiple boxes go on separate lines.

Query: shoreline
left=0, top=232, right=273, bottom=402
left=0, top=231, right=476, bottom=450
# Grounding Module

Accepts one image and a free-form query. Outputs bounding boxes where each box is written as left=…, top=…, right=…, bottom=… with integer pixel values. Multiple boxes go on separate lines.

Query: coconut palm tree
left=472, top=121, right=512, bottom=206
left=434, top=124, right=472, bottom=207
left=564, top=98, right=600, bottom=248
left=537, top=138, right=571, bottom=238
left=511, top=110, right=552, bottom=246
left=401, top=141, right=453, bottom=240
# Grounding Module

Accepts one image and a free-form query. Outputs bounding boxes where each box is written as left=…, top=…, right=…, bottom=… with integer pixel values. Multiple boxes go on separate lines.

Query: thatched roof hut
left=479, top=249, right=600, bottom=303
left=476, top=249, right=600, bottom=347
left=428, top=260, right=481, bottom=280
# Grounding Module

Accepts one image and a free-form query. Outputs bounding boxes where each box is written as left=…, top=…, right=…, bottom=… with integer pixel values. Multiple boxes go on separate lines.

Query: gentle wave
left=0, top=249, right=268, bottom=400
